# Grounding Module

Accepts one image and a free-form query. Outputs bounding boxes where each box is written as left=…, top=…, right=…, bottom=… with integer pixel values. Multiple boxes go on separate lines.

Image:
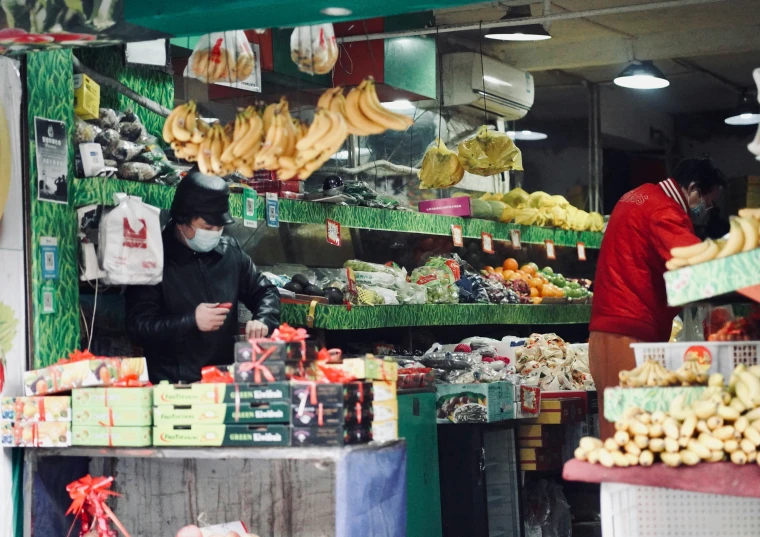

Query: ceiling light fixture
left=725, top=92, right=760, bottom=125
left=613, top=61, right=670, bottom=90
left=483, top=75, right=512, bottom=87
left=484, top=6, right=552, bottom=42
left=320, top=7, right=352, bottom=16
left=507, top=130, right=547, bottom=141
left=382, top=99, right=414, bottom=111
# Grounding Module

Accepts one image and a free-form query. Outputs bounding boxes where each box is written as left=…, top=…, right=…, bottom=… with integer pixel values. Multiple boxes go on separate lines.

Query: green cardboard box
left=153, top=424, right=290, bottom=446
left=154, top=402, right=291, bottom=425
left=73, top=407, right=153, bottom=427
left=436, top=381, right=514, bottom=424
left=72, top=425, right=152, bottom=447
left=72, top=387, right=153, bottom=408
left=153, top=382, right=290, bottom=406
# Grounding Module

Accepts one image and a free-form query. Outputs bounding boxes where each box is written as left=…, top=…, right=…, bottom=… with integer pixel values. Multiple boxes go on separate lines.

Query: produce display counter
left=281, top=303, right=593, bottom=329
left=70, top=177, right=604, bottom=248
left=24, top=441, right=407, bottom=537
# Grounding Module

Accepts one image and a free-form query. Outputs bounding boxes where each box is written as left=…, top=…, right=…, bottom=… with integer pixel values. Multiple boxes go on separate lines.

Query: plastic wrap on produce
left=516, top=334, right=594, bottom=391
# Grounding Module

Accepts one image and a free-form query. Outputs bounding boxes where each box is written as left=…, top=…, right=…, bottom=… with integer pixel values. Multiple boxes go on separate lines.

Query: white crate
left=630, top=341, right=760, bottom=377
left=601, top=482, right=760, bottom=537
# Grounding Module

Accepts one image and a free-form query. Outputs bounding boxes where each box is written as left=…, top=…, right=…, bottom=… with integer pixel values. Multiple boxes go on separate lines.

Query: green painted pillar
left=398, top=391, right=443, bottom=537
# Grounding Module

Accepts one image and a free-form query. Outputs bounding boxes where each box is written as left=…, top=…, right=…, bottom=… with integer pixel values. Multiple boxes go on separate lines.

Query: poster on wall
left=34, top=117, right=68, bottom=204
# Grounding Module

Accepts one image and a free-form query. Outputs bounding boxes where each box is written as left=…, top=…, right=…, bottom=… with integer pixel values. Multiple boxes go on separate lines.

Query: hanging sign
left=545, top=240, right=556, bottom=260
left=34, top=117, right=68, bottom=204
left=243, top=188, right=257, bottom=228
left=510, top=229, right=521, bottom=250
left=39, top=237, right=59, bottom=280
left=451, top=225, right=463, bottom=248
left=481, top=232, right=494, bottom=254
left=326, top=219, right=341, bottom=246
left=265, top=193, right=279, bottom=228
left=577, top=242, right=587, bottom=262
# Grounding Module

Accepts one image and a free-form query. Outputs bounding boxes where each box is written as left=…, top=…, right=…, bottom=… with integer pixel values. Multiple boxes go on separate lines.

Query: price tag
left=481, top=232, right=494, bottom=254
left=40, top=237, right=59, bottom=280
left=545, top=239, right=556, bottom=260
left=243, top=188, right=257, bottom=229
left=451, top=225, right=463, bottom=247
left=577, top=242, right=587, bottom=261
left=326, top=219, right=341, bottom=246
left=510, top=229, right=521, bottom=250
left=265, top=193, right=279, bottom=228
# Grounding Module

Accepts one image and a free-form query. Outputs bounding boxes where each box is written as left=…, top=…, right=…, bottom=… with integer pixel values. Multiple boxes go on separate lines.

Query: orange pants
left=589, top=331, right=640, bottom=440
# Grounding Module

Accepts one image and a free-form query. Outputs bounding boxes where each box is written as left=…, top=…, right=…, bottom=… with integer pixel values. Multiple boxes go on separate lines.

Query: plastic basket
left=630, top=341, right=760, bottom=377
left=601, top=482, right=760, bottom=537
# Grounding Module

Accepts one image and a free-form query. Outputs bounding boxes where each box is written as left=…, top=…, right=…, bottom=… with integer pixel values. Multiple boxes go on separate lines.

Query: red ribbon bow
left=112, top=375, right=152, bottom=388
left=271, top=324, right=308, bottom=342
left=66, top=475, right=130, bottom=537
left=237, top=339, right=278, bottom=383
left=58, top=350, right=97, bottom=366
left=200, top=366, right=233, bottom=384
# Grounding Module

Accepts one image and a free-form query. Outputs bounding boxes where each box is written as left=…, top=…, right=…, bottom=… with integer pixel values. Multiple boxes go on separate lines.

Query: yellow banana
left=210, top=127, right=224, bottom=175
left=717, top=217, right=745, bottom=258
left=236, top=159, right=254, bottom=177
left=296, top=148, right=322, bottom=167
left=345, top=83, right=384, bottom=135
left=278, top=156, right=298, bottom=170
left=297, top=109, right=332, bottom=151
left=314, top=110, right=348, bottom=154
left=190, top=119, right=208, bottom=144
left=183, top=143, right=199, bottom=160
left=197, top=134, right=213, bottom=175
left=317, top=87, right=338, bottom=109
left=670, top=241, right=711, bottom=260
left=173, top=102, right=196, bottom=142
left=686, top=239, right=719, bottom=265
left=739, top=208, right=760, bottom=221
left=162, top=105, right=186, bottom=143
left=278, top=168, right=299, bottom=181
left=358, top=79, right=413, bottom=131
left=665, top=257, right=690, bottom=271
left=262, top=103, right=277, bottom=133
left=736, top=216, right=759, bottom=251
left=233, top=114, right=263, bottom=159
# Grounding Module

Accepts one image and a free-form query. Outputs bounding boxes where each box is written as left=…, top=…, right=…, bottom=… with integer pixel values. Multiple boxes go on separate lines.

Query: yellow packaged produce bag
left=549, top=206, right=567, bottom=228
left=514, top=207, right=541, bottom=226
left=418, top=138, right=465, bottom=189
left=457, top=126, right=523, bottom=177
left=499, top=206, right=516, bottom=223
left=526, top=191, right=550, bottom=209
left=588, top=211, right=604, bottom=232
left=502, top=187, right=529, bottom=207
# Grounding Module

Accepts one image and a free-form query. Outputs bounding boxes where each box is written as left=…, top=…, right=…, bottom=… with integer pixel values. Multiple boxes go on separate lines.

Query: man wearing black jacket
left=126, top=171, right=280, bottom=383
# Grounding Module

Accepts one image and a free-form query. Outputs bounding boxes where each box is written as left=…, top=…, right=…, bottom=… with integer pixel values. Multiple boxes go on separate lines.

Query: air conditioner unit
left=441, top=52, right=534, bottom=120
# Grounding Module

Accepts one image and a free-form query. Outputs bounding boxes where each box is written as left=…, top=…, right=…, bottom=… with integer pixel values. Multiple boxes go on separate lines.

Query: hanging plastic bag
left=290, top=23, right=339, bottom=75
left=457, top=125, right=523, bottom=176
left=98, top=193, right=163, bottom=285
left=185, top=30, right=256, bottom=84
left=418, top=138, right=465, bottom=189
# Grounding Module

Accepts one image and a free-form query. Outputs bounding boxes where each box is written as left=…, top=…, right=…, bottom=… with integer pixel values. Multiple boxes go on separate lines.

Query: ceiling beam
left=489, top=24, right=760, bottom=71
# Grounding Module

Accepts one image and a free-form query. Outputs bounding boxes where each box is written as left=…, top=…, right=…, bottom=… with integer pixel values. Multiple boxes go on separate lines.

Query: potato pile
left=577, top=364, right=760, bottom=467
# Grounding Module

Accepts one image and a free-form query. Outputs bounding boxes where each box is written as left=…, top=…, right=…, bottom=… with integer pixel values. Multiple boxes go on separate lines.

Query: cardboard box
left=291, top=425, right=372, bottom=447
left=372, top=381, right=396, bottom=403
left=72, top=387, right=153, bottom=408
left=518, top=424, right=564, bottom=448
left=373, top=399, right=398, bottom=422
left=153, top=382, right=290, bottom=406
left=513, top=386, right=541, bottom=419
left=436, top=382, right=514, bottom=424
left=73, top=73, right=100, bottom=120
left=372, top=419, right=398, bottom=442
left=24, top=357, right=148, bottom=396
left=234, top=340, right=318, bottom=363
left=232, top=361, right=287, bottom=383
left=419, top=197, right=472, bottom=217
left=519, top=447, right=563, bottom=471
left=1, top=396, right=71, bottom=422
left=73, top=406, right=153, bottom=427
left=292, top=403, right=372, bottom=427
left=154, top=402, right=291, bottom=425
left=291, top=381, right=373, bottom=407
left=72, top=425, right=152, bottom=447
left=340, top=357, right=398, bottom=381
left=153, top=424, right=290, bottom=447
left=1, top=421, right=71, bottom=447
left=528, top=398, right=585, bottom=425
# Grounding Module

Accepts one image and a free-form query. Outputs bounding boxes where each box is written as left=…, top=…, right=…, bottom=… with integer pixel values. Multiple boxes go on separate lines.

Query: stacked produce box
left=1, top=396, right=72, bottom=447
left=72, top=387, right=153, bottom=447
left=372, top=379, right=399, bottom=442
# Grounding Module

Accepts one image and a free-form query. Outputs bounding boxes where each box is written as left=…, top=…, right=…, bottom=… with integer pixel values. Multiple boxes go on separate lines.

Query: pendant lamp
left=484, top=6, right=552, bottom=42
left=613, top=61, right=670, bottom=90
left=725, top=92, right=760, bottom=125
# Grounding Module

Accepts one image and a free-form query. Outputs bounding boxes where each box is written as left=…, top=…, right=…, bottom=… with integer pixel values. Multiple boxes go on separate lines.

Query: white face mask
left=181, top=226, right=222, bottom=252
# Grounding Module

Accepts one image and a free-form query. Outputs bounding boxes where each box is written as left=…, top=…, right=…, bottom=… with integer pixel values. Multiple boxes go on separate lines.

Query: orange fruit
left=508, top=272, right=522, bottom=281
left=555, top=288, right=565, bottom=298
left=503, top=270, right=514, bottom=279
left=531, top=297, right=543, bottom=305
left=520, top=264, right=536, bottom=276
left=529, top=277, right=544, bottom=290
left=504, top=258, right=519, bottom=272
left=541, top=286, right=554, bottom=298
left=484, top=266, right=494, bottom=273
left=494, top=267, right=504, bottom=274
left=530, top=287, right=539, bottom=298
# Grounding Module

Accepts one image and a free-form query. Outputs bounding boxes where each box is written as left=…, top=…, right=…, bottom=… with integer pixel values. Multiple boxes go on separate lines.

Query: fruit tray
left=630, top=341, right=760, bottom=376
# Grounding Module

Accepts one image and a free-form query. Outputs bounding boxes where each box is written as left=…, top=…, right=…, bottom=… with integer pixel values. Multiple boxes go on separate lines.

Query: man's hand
left=195, top=303, right=229, bottom=332
left=246, top=320, right=269, bottom=339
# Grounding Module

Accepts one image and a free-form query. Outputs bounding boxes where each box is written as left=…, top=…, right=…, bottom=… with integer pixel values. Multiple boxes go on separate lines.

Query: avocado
left=303, top=284, right=326, bottom=297
left=292, top=274, right=310, bottom=287
left=283, top=281, right=303, bottom=294
left=324, top=287, right=344, bottom=304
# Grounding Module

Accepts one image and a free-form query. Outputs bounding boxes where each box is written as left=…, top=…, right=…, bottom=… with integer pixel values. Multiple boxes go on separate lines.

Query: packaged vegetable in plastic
left=290, top=23, right=339, bottom=75
left=365, top=286, right=399, bottom=305
left=185, top=30, right=256, bottom=84
left=502, top=187, right=529, bottom=207
left=425, top=256, right=460, bottom=282
left=75, top=117, right=102, bottom=144
left=105, top=140, right=145, bottom=162
left=410, top=266, right=459, bottom=304
left=344, top=260, right=407, bottom=286
left=418, top=138, right=465, bottom=189
left=457, top=125, right=523, bottom=176
left=98, top=108, right=120, bottom=129
left=118, top=162, right=160, bottom=182
left=118, top=120, right=146, bottom=142
left=396, top=281, right=427, bottom=305
left=354, top=271, right=397, bottom=288
left=95, top=128, right=121, bottom=148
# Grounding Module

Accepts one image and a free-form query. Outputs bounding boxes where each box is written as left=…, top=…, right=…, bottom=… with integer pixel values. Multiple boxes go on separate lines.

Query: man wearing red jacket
left=590, top=158, right=725, bottom=437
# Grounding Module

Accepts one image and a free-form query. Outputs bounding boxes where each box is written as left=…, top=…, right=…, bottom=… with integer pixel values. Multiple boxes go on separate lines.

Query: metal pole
left=587, top=82, right=603, bottom=213
left=337, top=0, right=733, bottom=43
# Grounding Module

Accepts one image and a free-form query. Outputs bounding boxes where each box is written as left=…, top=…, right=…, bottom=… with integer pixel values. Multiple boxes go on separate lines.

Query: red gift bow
left=236, top=339, right=278, bottom=383
left=271, top=324, right=308, bottom=342
left=58, top=350, right=97, bottom=366
left=200, top=366, right=233, bottom=384
left=111, top=375, right=152, bottom=388
left=66, top=475, right=130, bottom=537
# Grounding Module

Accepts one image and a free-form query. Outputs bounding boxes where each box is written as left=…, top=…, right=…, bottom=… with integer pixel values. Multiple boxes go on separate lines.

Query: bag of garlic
left=185, top=30, right=257, bottom=87
left=418, top=138, right=465, bottom=189
left=457, top=125, right=523, bottom=177
left=290, top=23, right=339, bottom=75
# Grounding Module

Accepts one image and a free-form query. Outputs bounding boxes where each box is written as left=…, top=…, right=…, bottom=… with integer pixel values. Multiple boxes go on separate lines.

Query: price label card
left=326, top=219, right=341, bottom=246
left=243, top=188, right=258, bottom=228
left=40, top=236, right=59, bottom=280
left=577, top=242, right=587, bottom=261
left=482, top=232, right=494, bottom=254
left=265, top=193, right=279, bottom=228
left=451, top=225, right=463, bottom=247
left=545, top=239, right=556, bottom=260
left=41, top=281, right=55, bottom=314
left=510, top=229, right=521, bottom=250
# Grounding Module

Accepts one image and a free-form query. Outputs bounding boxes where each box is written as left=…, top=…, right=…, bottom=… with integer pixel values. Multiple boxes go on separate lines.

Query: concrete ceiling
left=435, top=0, right=760, bottom=120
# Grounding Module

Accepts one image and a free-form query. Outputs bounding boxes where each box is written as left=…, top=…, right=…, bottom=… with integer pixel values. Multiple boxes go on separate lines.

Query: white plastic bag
left=185, top=30, right=256, bottom=84
left=290, top=23, right=339, bottom=75
left=98, top=193, right=163, bottom=285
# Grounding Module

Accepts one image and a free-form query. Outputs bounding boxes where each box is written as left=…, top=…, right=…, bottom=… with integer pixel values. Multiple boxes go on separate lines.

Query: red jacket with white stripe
left=590, top=178, right=701, bottom=342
